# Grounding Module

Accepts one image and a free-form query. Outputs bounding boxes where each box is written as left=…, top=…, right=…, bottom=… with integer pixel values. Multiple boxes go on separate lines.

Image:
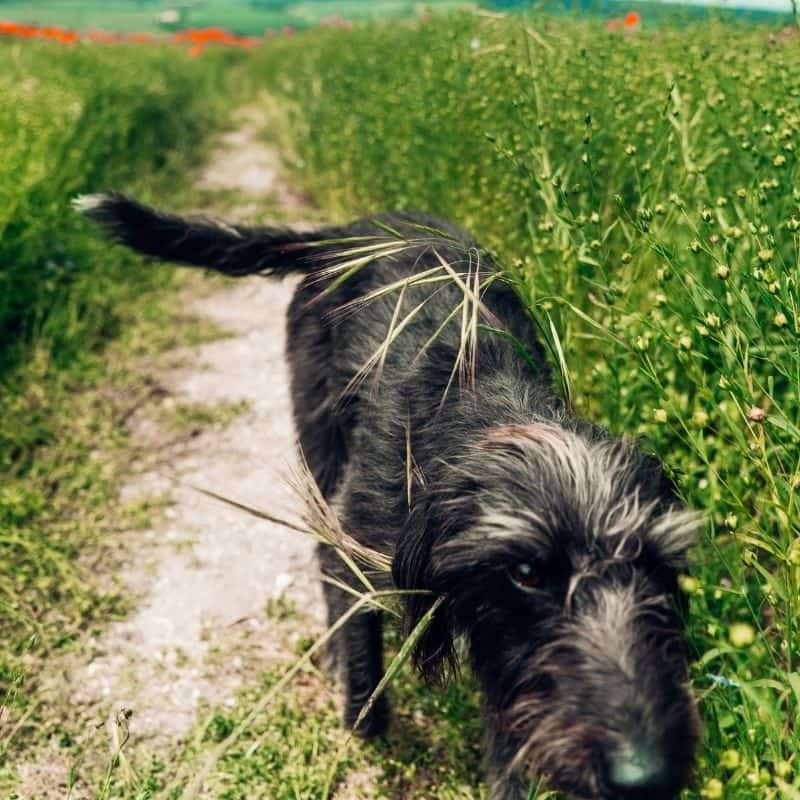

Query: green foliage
left=256, top=13, right=800, bottom=796
left=0, top=41, right=239, bottom=381
left=158, top=399, right=250, bottom=433
left=0, top=40, right=241, bottom=748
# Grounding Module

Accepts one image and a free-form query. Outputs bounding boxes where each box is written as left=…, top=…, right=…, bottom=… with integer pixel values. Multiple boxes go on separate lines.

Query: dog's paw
left=346, top=693, right=391, bottom=739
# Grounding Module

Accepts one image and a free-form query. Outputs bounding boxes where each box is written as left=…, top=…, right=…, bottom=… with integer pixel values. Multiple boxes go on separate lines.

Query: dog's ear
left=635, top=450, right=681, bottom=503
left=392, top=498, right=457, bottom=686
left=636, top=450, right=703, bottom=567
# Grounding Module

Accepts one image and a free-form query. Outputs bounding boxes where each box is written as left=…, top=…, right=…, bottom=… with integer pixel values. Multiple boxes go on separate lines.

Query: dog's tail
left=73, top=192, right=332, bottom=277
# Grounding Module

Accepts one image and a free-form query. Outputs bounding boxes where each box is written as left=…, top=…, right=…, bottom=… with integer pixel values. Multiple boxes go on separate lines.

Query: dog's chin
left=509, top=741, right=602, bottom=800
left=513, top=740, right=689, bottom=800
left=528, top=771, right=684, bottom=800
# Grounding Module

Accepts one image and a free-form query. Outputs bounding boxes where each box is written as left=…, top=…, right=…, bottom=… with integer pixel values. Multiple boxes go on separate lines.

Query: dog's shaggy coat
left=79, top=193, right=701, bottom=800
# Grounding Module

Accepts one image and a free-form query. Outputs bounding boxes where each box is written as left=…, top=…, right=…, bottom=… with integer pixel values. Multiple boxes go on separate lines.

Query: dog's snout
left=604, top=739, right=671, bottom=797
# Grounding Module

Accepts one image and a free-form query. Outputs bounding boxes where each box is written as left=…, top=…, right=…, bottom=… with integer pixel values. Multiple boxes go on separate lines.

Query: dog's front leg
left=340, top=606, right=390, bottom=737
left=484, top=727, right=535, bottom=800
left=319, top=543, right=390, bottom=738
left=486, top=764, right=534, bottom=800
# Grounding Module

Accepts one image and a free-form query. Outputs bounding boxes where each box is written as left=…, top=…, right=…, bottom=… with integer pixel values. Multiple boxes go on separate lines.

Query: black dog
left=77, top=193, right=701, bottom=800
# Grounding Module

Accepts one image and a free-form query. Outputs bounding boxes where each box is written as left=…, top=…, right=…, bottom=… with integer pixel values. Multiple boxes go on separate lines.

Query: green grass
left=0, top=38, right=245, bottom=757
left=242, top=11, right=800, bottom=798
left=158, top=399, right=250, bottom=434
left=83, top=610, right=485, bottom=800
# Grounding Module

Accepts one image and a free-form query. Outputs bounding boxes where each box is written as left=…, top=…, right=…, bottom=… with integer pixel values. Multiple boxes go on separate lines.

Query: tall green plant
left=256, top=13, right=800, bottom=796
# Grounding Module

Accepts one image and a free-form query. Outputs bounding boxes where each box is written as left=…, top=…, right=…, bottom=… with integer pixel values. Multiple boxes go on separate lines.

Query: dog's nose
left=605, top=740, right=669, bottom=795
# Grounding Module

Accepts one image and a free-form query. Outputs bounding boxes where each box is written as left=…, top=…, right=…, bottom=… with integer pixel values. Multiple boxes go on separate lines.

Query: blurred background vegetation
left=1, top=0, right=795, bottom=34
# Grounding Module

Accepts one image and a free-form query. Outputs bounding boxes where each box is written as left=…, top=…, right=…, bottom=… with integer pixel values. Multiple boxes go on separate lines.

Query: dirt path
left=17, top=107, right=328, bottom=796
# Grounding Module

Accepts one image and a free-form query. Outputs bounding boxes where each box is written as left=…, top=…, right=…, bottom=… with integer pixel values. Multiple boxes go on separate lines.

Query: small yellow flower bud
left=775, top=760, right=792, bottom=779
left=774, top=312, right=788, bottom=327
left=653, top=408, right=668, bottom=423
left=701, top=778, right=724, bottom=799
left=720, top=749, right=740, bottom=770
left=716, top=264, right=730, bottom=279
left=728, top=623, right=755, bottom=648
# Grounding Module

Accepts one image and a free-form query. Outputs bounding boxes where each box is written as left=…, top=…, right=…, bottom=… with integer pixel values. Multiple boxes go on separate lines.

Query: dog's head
left=393, top=422, right=701, bottom=800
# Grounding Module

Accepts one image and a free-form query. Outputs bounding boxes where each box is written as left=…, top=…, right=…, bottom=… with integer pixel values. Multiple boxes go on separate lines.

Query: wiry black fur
left=80, top=194, right=700, bottom=800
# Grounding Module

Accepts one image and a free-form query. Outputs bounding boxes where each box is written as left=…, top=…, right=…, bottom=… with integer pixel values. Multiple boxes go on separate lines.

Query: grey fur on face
left=80, top=194, right=702, bottom=800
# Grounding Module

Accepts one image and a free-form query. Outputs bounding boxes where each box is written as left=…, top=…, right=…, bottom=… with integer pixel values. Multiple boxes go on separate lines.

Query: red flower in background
left=624, top=11, right=641, bottom=29
left=0, top=17, right=264, bottom=52
left=606, top=10, right=641, bottom=33
left=1, top=21, right=40, bottom=38
left=0, top=20, right=79, bottom=43
left=86, top=29, right=117, bottom=43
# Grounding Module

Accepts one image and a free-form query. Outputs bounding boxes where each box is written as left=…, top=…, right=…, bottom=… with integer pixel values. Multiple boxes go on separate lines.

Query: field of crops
left=255, top=14, right=800, bottom=797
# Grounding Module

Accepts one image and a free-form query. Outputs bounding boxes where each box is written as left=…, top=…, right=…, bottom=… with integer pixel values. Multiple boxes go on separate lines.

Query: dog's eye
left=509, top=563, right=540, bottom=592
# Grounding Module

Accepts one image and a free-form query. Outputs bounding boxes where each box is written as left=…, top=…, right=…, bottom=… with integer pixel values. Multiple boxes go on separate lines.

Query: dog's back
left=77, top=195, right=552, bottom=502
